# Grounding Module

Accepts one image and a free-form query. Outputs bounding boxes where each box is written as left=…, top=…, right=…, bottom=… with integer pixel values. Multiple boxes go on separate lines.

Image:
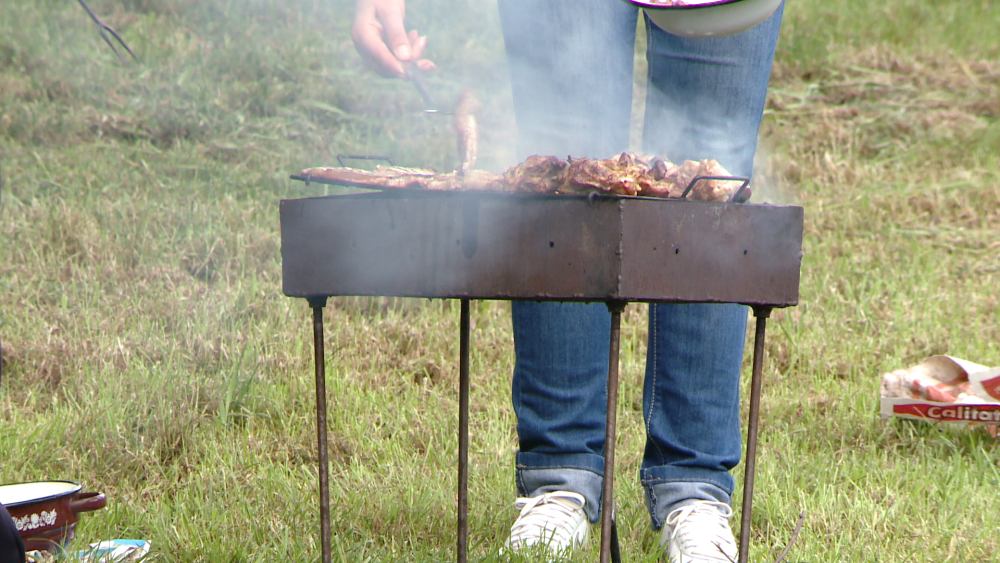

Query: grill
left=280, top=174, right=804, bottom=563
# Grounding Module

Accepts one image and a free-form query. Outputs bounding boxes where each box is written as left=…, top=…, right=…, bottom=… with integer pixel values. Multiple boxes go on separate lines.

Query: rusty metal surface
left=280, top=191, right=803, bottom=306
left=618, top=200, right=802, bottom=305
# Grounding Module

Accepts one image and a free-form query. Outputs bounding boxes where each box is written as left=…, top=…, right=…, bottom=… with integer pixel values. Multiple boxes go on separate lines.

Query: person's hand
left=352, top=0, right=436, bottom=78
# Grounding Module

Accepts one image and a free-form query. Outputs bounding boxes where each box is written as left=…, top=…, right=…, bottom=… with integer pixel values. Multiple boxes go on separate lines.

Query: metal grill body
left=280, top=190, right=804, bottom=563
left=281, top=191, right=802, bottom=304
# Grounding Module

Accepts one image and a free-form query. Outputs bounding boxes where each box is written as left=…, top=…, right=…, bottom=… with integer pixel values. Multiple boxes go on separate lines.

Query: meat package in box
left=880, top=356, right=1000, bottom=432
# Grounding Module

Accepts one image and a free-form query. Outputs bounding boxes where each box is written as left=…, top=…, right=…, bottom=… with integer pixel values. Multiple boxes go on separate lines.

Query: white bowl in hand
left=629, top=0, right=783, bottom=39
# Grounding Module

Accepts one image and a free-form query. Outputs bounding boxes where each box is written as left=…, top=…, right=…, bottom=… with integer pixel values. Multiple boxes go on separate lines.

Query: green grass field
left=1, top=0, right=999, bottom=561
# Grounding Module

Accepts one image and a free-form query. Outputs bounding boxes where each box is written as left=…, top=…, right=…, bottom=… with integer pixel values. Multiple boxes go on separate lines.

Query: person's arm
left=352, top=0, right=435, bottom=78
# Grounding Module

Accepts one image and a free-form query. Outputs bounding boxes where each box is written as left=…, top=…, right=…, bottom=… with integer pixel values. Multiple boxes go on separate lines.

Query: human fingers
left=407, top=33, right=436, bottom=72
left=352, top=0, right=408, bottom=77
left=408, top=32, right=429, bottom=60
left=352, top=20, right=402, bottom=76
left=378, top=1, right=413, bottom=63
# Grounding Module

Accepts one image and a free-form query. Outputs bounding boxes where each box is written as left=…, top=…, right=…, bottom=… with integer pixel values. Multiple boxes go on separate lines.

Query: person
left=0, top=303, right=23, bottom=563
left=352, top=1, right=784, bottom=561
left=0, top=502, right=25, bottom=563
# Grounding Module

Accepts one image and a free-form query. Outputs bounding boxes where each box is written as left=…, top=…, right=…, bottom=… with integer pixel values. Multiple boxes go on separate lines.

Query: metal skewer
left=76, top=0, right=139, bottom=65
left=403, top=61, right=450, bottom=115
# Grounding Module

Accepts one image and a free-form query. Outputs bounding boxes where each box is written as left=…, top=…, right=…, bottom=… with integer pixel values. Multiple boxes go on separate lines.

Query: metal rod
left=610, top=503, right=622, bottom=563
left=457, top=299, right=471, bottom=563
left=309, top=297, right=331, bottom=563
left=403, top=61, right=450, bottom=114
left=600, top=301, right=626, bottom=563
left=739, top=307, right=771, bottom=563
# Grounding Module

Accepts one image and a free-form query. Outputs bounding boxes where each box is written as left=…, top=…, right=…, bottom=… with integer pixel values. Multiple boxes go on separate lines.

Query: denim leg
left=639, top=6, right=784, bottom=531
left=642, top=3, right=785, bottom=171
left=497, top=0, right=638, bottom=160
left=641, top=303, right=749, bottom=529
left=499, top=0, right=639, bottom=525
left=498, top=0, right=785, bottom=530
left=511, top=302, right=611, bottom=524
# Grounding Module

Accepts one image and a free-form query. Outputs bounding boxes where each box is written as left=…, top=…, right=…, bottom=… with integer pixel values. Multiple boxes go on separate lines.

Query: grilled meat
left=688, top=159, right=737, bottom=201
left=299, top=165, right=435, bottom=189
left=558, top=152, right=652, bottom=196
left=453, top=90, right=480, bottom=175
left=502, top=152, right=743, bottom=201
left=301, top=165, right=505, bottom=191
left=426, top=169, right=507, bottom=191
left=300, top=153, right=746, bottom=202
left=503, top=155, right=568, bottom=193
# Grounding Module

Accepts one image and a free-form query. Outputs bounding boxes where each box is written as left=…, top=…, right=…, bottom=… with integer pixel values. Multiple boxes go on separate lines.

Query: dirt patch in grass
left=765, top=45, right=1000, bottom=193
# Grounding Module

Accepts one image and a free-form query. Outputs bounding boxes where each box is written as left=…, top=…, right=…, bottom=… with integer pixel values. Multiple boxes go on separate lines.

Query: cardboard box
left=879, top=356, right=1000, bottom=428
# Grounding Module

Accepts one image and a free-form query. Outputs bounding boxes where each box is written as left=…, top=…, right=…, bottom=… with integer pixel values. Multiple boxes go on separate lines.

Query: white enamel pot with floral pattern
left=0, top=481, right=107, bottom=553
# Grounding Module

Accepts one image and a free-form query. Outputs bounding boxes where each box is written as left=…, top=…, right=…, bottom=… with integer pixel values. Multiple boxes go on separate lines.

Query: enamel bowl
left=629, top=0, right=783, bottom=39
left=0, top=481, right=107, bottom=553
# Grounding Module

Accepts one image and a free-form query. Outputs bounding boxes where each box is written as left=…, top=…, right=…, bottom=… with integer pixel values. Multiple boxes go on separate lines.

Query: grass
left=1, top=0, right=999, bottom=561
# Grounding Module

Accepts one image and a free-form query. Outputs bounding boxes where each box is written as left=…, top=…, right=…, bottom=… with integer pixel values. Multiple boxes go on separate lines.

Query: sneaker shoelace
left=664, top=501, right=737, bottom=562
left=507, top=491, right=588, bottom=552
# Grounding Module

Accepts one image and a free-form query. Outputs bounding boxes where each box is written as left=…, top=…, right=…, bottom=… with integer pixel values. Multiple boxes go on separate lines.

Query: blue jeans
left=498, top=0, right=784, bottom=530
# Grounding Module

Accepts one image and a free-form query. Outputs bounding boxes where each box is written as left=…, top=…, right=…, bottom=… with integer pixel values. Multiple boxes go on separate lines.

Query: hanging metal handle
left=680, top=175, right=751, bottom=203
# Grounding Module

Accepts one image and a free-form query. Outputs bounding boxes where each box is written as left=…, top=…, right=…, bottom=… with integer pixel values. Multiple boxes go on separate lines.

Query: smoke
left=485, top=0, right=786, bottom=194
left=496, top=0, right=637, bottom=160
left=750, top=140, right=802, bottom=207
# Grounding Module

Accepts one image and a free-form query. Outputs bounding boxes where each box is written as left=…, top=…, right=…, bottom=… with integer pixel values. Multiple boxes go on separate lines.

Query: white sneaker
left=660, top=501, right=738, bottom=563
left=505, top=491, right=590, bottom=555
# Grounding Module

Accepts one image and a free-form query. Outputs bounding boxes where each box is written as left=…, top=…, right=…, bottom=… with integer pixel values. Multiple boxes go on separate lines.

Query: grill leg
left=457, top=299, right=471, bottom=563
left=600, top=300, right=626, bottom=563
left=308, top=297, right=332, bottom=563
left=738, top=306, right=771, bottom=563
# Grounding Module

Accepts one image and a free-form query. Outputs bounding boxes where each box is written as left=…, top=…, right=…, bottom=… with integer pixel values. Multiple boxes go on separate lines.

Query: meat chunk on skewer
left=559, top=153, right=649, bottom=196
left=503, top=155, right=568, bottom=193
left=453, top=90, right=480, bottom=175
